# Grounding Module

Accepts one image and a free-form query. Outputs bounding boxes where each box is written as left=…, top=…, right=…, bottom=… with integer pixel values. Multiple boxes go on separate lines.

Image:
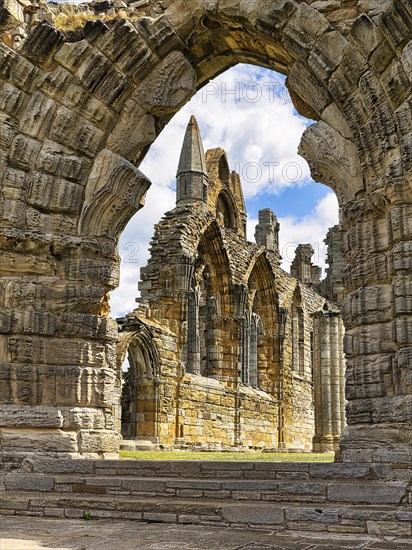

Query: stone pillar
left=241, top=310, right=251, bottom=384
left=338, top=316, right=346, bottom=447
left=277, top=307, right=288, bottom=449
left=313, top=314, right=323, bottom=451
left=312, top=311, right=345, bottom=452
left=187, top=286, right=201, bottom=375
left=249, top=313, right=260, bottom=387
left=0, top=238, right=122, bottom=468
left=330, top=314, right=341, bottom=442
left=340, top=205, right=412, bottom=463
left=254, top=209, right=280, bottom=263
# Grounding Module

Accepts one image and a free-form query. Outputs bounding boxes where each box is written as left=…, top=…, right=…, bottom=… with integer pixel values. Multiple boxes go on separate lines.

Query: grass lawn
left=120, top=450, right=334, bottom=462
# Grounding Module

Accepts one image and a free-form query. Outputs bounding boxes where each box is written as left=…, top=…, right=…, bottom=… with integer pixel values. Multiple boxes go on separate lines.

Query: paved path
left=0, top=516, right=410, bottom=550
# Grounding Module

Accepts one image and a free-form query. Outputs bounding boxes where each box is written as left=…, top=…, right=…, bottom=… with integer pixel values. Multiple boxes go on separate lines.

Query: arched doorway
left=117, top=329, right=160, bottom=442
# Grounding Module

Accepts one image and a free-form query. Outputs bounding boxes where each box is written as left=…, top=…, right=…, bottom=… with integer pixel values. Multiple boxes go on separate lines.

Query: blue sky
left=109, top=65, right=339, bottom=319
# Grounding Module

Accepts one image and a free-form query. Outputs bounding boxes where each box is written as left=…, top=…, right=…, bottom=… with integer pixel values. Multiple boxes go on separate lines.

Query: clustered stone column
left=339, top=203, right=412, bottom=463
left=249, top=313, right=261, bottom=387
left=187, top=286, right=201, bottom=375
left=312, top=311, right=346, bottom=452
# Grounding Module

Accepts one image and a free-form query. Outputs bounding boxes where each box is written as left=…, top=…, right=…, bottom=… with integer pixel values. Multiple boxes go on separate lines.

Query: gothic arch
left=186, top=220, right=233, bottom=377
left=117, top=327, right=160, bottom=440
left=245, top=252, right=279, bottom=392
left=216, top=188, right=237, bottom=230
left=1, top=0, right=411, bottom=462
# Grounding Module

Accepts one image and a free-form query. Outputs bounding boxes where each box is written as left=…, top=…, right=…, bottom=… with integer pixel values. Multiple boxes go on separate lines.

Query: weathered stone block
left=133, top=50, right=195, bottom=118
left=350, top=14, right=380, bottom=56
left=77, top=429, right=120, bottom=453
left=0, top=0, right=24, bottom=29
left=8, top=134, right=42, bottom=170
left=367, top=520, right=412, bottom=537
left=287, top=62, right=332, bottom=117
left=49, top=106, right=104, bottom=157
left=63, top=407, right=106, bottom=430
left=21, top=21, right=64, bottom=68
left=327, top=482, right=405, bottom=504
left=0, top=80, right=23, bottom=115
left=0, top=405, right=63, bottom=428
left=123, top=479, right=167, bottom=493
left=308, top=31, right=348, bottom=81
left=286, top=507, right=339, bottom=523
left=283, top=3, right=330, bottom=61
left=0, top=42, right=38, bottom=90
left=0, top=428, right=78, bottom=452
left=28, top=172, right=84, bottom=214
left=222, top=504, right=284, bottom=525
left=35, top=140, right=91, bottom=184
left=4, top=474, right=55, bottom=492
left=54, top=40, right=92, bottom=73
left=106, top=100, right=156, bottom=163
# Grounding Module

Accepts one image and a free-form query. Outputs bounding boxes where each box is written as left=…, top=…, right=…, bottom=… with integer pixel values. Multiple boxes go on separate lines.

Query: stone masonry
left=0, top=0, right=411, bottom=468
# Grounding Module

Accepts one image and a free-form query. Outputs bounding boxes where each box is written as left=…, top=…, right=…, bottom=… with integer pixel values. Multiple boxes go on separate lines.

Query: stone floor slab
left=0, top=516, right=411, bottom=550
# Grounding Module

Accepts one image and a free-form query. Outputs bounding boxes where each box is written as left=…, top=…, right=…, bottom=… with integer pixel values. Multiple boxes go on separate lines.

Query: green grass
left=120, top=450, right=334, bottom=462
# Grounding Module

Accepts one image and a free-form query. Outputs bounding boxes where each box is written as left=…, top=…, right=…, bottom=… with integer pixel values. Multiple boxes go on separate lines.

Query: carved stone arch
left=79, top=150, right=151, bottom=238
left=196, top=219, right=232, bottom=292
left=1, top=0, right=411, bottom=462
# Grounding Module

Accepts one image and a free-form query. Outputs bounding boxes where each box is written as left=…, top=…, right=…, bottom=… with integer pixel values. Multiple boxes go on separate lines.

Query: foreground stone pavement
left=0, top=517, right=411, bottom=550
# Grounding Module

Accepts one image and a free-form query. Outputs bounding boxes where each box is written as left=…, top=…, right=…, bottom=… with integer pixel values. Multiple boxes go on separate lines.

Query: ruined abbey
left=118, top=116, right=346, bottom=452
left=0, top=0, right=411, bottom=539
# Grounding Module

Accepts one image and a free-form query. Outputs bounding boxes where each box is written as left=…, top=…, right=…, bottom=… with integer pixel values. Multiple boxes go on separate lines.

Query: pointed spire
left=177, top=115, right=208, bottom=177
left=176, top=116, right=208, bottom=206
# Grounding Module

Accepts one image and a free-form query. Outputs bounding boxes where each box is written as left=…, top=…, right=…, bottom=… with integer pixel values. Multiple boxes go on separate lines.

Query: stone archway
left=0, top=0, right=411, bottom=466
left=117, top=329, right=160, bottom=441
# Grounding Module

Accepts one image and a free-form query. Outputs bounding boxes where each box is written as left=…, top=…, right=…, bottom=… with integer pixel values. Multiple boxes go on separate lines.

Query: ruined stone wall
left=167, top=375, right=278, bottom=449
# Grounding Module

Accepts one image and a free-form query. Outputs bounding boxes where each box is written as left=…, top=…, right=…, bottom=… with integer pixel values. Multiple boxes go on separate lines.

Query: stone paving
left=1, top=516, right=411, bottom=550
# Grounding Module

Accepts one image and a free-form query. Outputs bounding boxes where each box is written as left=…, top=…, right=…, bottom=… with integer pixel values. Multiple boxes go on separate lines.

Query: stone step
left=22, top=458, right=410, bottom=481
left=3, top=472, right=410, bottom=506
left=1, top=491, right=411, bottom=538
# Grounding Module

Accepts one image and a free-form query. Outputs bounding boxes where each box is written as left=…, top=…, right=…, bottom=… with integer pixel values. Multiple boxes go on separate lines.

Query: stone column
left=312, top=312, right=345, bottom=452
left=312, top=314, right=323, bottom=451
left=187, top=286, right=201, bottom=375
left=241, top=310, right=251, bottom=384
left=330, top=314, right=340, bottom=440
left=340, top=204, right=412, bottom=463
left=277, top=307, right=288, bottom=449
left=249, top=313, right=260, bottom=387
left=321, top=314, right=333, bottom=449
left=291, top=306, right=299, bottom=372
